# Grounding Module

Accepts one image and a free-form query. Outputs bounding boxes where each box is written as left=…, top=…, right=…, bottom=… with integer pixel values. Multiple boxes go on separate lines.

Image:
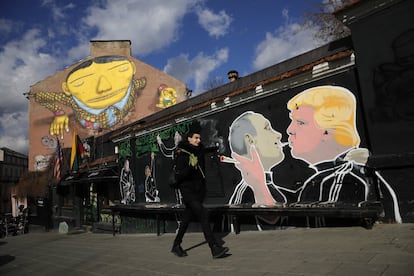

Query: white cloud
left=0, top=29, right=61, bottom=154
left=196, top=8, right=233, bottom=38
left=41, top=0, right=75, bottom=21
left=63, top=42, right=91, bottom=67
left=0, top=29, right=59, bottom=111
left=83, top=0, right=200, bottom=56
left=253, top=21, right=325, bottom=70
left=164, top=47, right=229, bottom=95
left=0, top=112, right=29, bottom=155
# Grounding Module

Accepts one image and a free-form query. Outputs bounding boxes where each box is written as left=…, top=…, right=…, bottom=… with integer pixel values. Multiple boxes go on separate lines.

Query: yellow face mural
left=62, top=59, right=136, bottom=109
left=33, top=56, right=146, bottom=137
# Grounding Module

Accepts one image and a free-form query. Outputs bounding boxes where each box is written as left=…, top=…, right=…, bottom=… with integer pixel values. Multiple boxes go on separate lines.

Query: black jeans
left=173, top=200, right=216, bottom=248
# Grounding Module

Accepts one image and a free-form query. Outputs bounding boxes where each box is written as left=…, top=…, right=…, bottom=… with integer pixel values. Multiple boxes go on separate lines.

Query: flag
left=70, top=128, right=85, bottom=172
left=54, top=137, right=63, bottom=181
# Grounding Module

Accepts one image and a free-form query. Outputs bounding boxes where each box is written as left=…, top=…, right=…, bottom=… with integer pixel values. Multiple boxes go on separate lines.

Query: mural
left=128, top=85, right=401, bottom=222
left=373, top=29, right=414, bottom=121
left=119, top=159, right=135, bottom=204
left=34, top=56, right=146, bottom=138
left=33, top=135, right=59, bottom=170
left=144, top=152, right=160, bottom=203
left=226, top=111, right=288, bottom=206
left=156, top=84, right=177, bottom=108
left=41, top=136, right=58, bottom=149
left=222, top=86, right=375, bottom=207
left=155, top=127, right=185, bottom=204
left=33, top=155, right=52, bottom=171
left=287, top=86, right=371, bottom=205
left=118, top=140, right=132, bottom=159
left=135, top=122, right=191, bottom=157
left=132, top=122, right=190, bottom=203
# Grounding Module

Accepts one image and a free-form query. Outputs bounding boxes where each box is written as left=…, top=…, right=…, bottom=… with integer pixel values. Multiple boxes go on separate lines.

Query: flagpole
left=70, top=128, right=77, bottom=171
left=54, top=136, right=63, bottom=182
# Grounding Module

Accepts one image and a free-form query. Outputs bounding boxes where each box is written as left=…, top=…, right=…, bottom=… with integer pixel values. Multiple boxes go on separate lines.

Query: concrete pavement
left=1, top=223, right=413, bottom=275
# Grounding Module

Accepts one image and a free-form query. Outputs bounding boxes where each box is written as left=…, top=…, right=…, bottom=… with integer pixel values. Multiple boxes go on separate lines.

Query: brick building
left=24, top=0, right=414, bottom=232
left=0, top=147, right=28, bottom=216
left=26, top=40, right=188, bottom=229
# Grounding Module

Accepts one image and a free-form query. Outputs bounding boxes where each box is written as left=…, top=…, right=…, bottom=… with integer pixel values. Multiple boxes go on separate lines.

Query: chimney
left=90, top=40, right=132, bottom=57
left=227, top=70, right=239, bottom=82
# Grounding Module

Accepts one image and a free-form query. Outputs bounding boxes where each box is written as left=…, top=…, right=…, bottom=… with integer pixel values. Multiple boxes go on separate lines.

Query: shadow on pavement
left=0, top=255, right=15, bottom=266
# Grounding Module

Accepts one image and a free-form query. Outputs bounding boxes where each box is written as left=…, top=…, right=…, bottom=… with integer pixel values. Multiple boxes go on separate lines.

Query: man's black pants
left=173, top=200, right=216, bottom=248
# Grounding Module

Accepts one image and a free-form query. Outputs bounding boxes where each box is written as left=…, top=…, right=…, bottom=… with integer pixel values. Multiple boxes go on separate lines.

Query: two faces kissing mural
left=225, top=85, right=373, bottom=207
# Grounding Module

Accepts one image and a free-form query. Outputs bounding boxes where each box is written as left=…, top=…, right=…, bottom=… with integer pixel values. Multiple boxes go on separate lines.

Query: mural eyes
left=118, top=65, right=130, bottom=72
left=73, top=80, right=84, bottom=87
left=297, top=120, right=305, bottom=126
left=108, top=63, right=131, bottom=73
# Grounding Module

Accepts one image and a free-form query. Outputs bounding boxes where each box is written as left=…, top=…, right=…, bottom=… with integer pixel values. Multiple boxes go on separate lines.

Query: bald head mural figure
left=227, top=111, right=288, bottom=206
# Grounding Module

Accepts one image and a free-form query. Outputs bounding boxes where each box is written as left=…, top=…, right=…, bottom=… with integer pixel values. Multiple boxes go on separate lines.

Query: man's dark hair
left=187, top=121, right=202, bottom=138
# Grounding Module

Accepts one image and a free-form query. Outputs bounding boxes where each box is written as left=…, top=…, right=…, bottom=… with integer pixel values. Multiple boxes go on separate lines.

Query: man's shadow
left=0, top=241, right=16, bottom=266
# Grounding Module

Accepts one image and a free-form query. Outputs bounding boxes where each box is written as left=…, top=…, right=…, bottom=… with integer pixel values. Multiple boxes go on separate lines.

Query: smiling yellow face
left=62, top=59, right=136, bottom=109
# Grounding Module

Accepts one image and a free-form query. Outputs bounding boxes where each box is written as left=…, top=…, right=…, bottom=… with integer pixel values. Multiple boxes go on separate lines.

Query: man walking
left=171, top=122, right=229, bottom=258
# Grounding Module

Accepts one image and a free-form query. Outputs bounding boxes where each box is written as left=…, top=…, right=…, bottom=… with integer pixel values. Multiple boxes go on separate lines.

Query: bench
left=110, top=202, right=382, bottom=236
left=226, top=203, right=383, bottom=234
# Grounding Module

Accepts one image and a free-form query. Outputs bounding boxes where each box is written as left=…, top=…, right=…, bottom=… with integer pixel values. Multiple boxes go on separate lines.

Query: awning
left=60, top=166, right=119, bottom=186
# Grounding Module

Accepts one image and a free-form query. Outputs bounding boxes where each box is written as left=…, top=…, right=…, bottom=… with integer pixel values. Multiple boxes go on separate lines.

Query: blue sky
left=0, top=0, right=336, bottom=155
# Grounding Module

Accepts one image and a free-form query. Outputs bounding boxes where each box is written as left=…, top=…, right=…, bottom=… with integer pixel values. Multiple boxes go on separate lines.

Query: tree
left=203, top=76, right=226, bottom=91
left=305, top=0, right=352, bottom=41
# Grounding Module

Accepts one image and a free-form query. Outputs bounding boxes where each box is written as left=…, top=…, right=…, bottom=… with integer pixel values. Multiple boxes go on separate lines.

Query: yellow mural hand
left=50, top=115, right=69, bottom=139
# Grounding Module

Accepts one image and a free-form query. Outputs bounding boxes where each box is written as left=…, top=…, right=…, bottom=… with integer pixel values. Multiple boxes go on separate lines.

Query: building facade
left=106, top=0, right=414, bottom=229
left=26, top=0, right=414, bottom=231
left=0, top=147, right=28, bottom=216
left=26, top=40, right=188, bottom=229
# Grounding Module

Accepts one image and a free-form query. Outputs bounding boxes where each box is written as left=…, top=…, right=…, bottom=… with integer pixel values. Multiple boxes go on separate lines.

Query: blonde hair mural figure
left=287, top=86, right=370, bottom=205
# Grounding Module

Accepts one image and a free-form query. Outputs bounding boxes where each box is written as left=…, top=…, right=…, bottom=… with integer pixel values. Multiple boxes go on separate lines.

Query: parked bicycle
left=0, top=208, right=28, bottom=238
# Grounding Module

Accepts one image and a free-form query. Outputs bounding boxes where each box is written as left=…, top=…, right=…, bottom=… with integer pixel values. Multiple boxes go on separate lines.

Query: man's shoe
left=211, top=245, right=229, bottom=259
left=171, top=245, right=188, bottom=257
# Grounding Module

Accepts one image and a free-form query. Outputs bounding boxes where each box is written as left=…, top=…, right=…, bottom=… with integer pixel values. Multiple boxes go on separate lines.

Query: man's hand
left=50, top=115, right=69, bottom=139
left=232, top=145, right=265, bottom=187
left=232, top=145, right=276, bottom=205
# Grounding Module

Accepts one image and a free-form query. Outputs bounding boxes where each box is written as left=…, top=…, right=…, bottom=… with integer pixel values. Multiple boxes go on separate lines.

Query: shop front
left=58, top=162, right=120, bottom=231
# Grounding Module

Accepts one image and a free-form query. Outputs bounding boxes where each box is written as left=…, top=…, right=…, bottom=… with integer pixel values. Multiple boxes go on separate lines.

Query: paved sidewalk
left=1, top=223, right=413, bottom=275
